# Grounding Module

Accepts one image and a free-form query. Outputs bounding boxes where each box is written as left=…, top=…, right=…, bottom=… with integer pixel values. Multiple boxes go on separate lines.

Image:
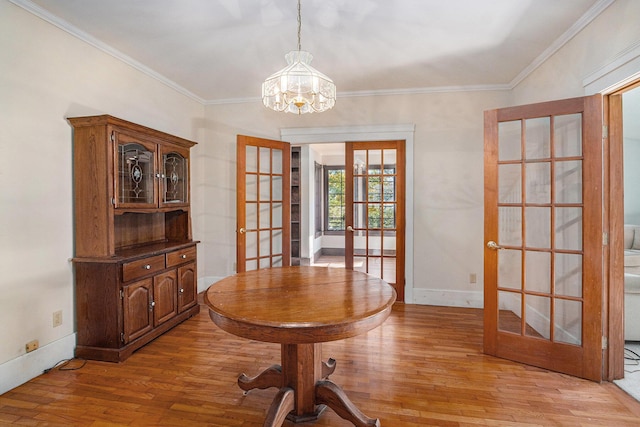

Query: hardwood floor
left=2, top=299, right=640, bottom=426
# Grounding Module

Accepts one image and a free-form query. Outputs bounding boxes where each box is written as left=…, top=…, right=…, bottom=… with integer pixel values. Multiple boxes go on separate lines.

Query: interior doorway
left=281, top=124, right=416, bottom=302
left=294, top=140, right=406, bottom=301
left=610, top=83, right=640, bottom=388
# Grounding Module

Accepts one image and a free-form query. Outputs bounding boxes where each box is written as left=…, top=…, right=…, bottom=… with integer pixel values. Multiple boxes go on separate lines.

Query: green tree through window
left=324, top=165, right=395, bottom=233
left=326, top=168, right=345, bottom=231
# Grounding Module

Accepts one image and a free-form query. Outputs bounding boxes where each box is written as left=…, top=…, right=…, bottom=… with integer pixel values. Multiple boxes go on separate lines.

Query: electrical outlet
left=26, top=340, right=39, bottom=353
left=53, top=310, right=62, bottom=327
left=469, top=273, right=477, bottom=284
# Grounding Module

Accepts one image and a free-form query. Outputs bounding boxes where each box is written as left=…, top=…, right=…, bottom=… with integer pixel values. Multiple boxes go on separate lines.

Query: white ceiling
left=16, top=0, right=609, bottom=104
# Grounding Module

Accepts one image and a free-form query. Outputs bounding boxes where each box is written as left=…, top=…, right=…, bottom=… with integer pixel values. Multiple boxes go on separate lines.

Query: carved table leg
left=263, top=387, right=295, bottom=427
left=238, top=364, right=283, bottom=393
left=281, top=343, right=327, bottom=423
left=322, top=358, right=336, bottom=379
left=315, top=380, right=380, bottom=427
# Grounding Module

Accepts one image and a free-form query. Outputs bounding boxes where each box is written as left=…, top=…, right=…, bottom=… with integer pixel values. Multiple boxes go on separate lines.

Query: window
left=364, top=165, right=396, bottom=229
left=314, top=162, right=322, bottom=237
left=324, top=164, right=396, bottom=233
left=324, top=166, right=345, bottom=232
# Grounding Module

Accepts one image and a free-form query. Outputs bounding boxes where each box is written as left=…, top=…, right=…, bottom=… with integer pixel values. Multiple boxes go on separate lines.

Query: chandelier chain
left=297, top=0, right=302, bottom=51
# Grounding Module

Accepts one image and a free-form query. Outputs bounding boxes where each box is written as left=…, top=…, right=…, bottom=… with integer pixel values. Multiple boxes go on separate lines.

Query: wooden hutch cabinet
left=69, top=115, right=199, bottom=362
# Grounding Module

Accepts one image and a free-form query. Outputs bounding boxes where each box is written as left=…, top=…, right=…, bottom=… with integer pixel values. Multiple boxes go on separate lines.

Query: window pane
left=498, top=249, right=521, bottom=290
left=259, top=147, right=270, bottom=173
left=525, top=251, right=550, bottom=293
left=499, top=120, right=522, bottom=161
left=499, top=164, right=521, bottom=203
left=555, top=207, right=582, bottom=251
left=526, top=207, right=550, bottom=249
left=368, top=204, right=381, bottom=229
left=525, top=295, right=550, bottom=339
left=555, top=253, right=582, bottom=297
left=555, top=114, right=582, bottom=158
left=555, top=160, right=582, bottom=204
left=383, top=204, right=396, bottom=229
left=272, top=149, right=282, bottom=174
left=383, top=149, right=396, bottom=170
left=326, top=168, right=345, bottom=231
left=246, top=145, right=257, bottom=173
left=259, top=202, right=270, bottom=229
left=498, top=290, right=521, bottom=333
left=368, top=176, right=381, bottom=201
left=499, top=207, right=521, bottom=246
left=259, top=231, right=270, bottom=257
left=272, top=203, right=282, bottom=228
left=246, top=231, right=257, bottom=258
left=354, top=151, right=366, bottom=174
left=525, top=117, right=550, bottom=160
left=246, top=203, right=257, bottom=230
left=555, top=298, right=582, bottom=345
left=526, top=162, right=550, bottom=204
left=246, top=174, right=257, bottom=202
left=383, top=176, right=395, bottom=201
left=272, top=175, right=283, bottom=201
left=259, top=175, right=270, bottom=201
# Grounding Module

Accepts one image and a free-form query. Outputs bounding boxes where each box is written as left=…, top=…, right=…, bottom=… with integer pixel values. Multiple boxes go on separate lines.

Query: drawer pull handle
left=181, top=254, right=187, bottom=259
left=143, top=264, right=151, bottom=270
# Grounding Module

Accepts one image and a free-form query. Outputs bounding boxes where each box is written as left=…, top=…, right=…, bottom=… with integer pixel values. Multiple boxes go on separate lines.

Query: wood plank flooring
left=2, top=299, right=640, bottom=426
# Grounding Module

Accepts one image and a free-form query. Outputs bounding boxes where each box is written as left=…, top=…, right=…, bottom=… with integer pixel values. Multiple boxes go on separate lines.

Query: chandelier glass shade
left=261, top=0, right=336, bottom=114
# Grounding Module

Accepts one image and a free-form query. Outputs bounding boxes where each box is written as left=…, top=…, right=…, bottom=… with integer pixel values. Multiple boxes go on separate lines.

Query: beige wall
left=0, top=0, right=203, bottom=392
left=512, top=0, right=640, bottom=103
left=201, top=90, right=510, bottom=307
left=3, top=0, right=640, bottom=394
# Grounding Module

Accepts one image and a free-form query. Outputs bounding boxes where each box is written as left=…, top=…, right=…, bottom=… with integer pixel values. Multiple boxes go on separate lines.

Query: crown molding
left=11, top=0, right=615, bottom=106
left=509, top=0, right=615, bottom=89
left=9, top=0, right=205, bottom=104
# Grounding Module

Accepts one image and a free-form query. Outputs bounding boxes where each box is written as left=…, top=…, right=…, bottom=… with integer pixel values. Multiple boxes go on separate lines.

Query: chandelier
left=261, top=0, right=336, bottom=114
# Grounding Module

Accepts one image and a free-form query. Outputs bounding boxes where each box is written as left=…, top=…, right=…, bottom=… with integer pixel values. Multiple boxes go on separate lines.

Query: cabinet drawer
left=166, top=246, right=196, bottom=268
left=122, top=255, right=165, bottom=282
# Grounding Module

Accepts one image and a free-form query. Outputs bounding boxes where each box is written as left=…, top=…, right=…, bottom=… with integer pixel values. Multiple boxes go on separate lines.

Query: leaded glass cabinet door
left=160, top=146, right=189, bottom=207
left=345, top=140, right=406, bottom=302
left=113, top=132, right=158, bottom=209
left=236, top=135, right=291, bottom=272
left=484, top=95, right=603, bottom=381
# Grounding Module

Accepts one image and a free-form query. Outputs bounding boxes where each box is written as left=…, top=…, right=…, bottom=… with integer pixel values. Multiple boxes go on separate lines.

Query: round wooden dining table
left=204, top=266, right=397, bottom=427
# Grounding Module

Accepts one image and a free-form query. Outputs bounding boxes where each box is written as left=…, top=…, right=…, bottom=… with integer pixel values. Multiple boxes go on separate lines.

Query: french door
left=484, top=95, right=604, bottom=381
left=345, top=140, right=406, bottom=301
left=236, top=135, right=291, bottom=272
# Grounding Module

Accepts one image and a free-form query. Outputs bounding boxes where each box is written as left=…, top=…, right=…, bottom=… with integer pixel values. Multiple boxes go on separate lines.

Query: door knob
left=346, top=226, right=354, bottom=232
left=238, top=227, right=246, bottom=234
left=486, top=241, right=503, bottom=250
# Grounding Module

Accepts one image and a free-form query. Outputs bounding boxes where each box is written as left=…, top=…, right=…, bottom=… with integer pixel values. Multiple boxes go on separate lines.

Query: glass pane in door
left=349, top=145, right=398, bottom=284
left=238, top=136, right=290, bottom=273
left=163, top=152, right=187, bottom=204
left=117, top=143, right=155, bottom=204
left=495, top=112, right=584, bottom=345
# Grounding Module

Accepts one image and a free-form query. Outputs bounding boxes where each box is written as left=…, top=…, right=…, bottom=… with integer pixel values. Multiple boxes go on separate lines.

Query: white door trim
left=281, top=124, right=415, bottom=303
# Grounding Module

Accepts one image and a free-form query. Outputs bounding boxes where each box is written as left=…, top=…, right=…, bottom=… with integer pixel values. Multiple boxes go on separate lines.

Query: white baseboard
left=411, top=288, right=484, bottom=308
left=0, top=333, right=75, bottom=394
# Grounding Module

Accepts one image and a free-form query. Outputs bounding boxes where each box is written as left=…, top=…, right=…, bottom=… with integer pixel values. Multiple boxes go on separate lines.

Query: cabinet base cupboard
left=69, top=115, right=200, bottom=362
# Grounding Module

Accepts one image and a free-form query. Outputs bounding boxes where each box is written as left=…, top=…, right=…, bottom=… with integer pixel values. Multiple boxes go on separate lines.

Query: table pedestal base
left=238, top=343, right=380, bottom=427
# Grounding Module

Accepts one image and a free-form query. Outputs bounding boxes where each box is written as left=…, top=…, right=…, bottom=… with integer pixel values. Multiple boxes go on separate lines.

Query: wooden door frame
left=344, top=140, right=406, bottom=302
left=280, top=125, right=415, bottom=302
left=484, top=95, right=604, bottom=381
left=605, top=79, right=640, bottom=381
left=236, top=135, right=291, bottom=272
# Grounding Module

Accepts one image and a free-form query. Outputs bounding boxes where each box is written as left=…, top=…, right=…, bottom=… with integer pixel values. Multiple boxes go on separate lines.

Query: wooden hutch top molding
left=67, top=114, right=197, bottom=150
